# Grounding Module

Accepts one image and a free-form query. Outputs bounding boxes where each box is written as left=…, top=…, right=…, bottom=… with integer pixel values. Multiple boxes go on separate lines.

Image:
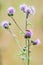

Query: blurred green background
left=0, top=0, right=43, bottom=65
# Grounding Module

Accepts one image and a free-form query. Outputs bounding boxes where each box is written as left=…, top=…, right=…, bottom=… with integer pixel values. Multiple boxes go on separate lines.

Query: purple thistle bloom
left=25, top=6, right=36, bottom=16
left=20, top=4, right=27, bottom=12
left=25, top=7, right=31, bottom=14
left=1, top=21, right=11, bottom=29
left=7, top=7, right=15, bottom=16
left=24, top=30, right=33, bottom=38
left=31, top=39, right=40, bottom=45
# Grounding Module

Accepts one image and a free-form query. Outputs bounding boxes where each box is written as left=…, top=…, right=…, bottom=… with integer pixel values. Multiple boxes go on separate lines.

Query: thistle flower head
left=31, top=39, right=40, bottom=45
left=1, top=21, right=11, bottom=29
left=20, top=4, right=36, bottom=17
left=24, top=30, right=33, bottom=38
left=20, top=4, right=27, bottom=13
left=7, top=7, right=15, bottom=16
left=25, top=7, right=31, bottom=14
left=25, top=6, right=36, bottom=15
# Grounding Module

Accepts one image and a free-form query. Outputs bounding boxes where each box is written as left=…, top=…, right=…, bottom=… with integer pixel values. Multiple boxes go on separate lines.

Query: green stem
left=25, top=39, right=27, bottom=65
left=27, top=39, right=30, bottom=65
left=10, top=16, right=25, bottom=34
left=8, top=28, right=22, bottom=50
left=25, top=14, right=28, bottom=30
left=25, top=14, right=30, bottom=65
left=25, top=19, right=27, bottom=30
left=25, top=14, right=28, bottom=65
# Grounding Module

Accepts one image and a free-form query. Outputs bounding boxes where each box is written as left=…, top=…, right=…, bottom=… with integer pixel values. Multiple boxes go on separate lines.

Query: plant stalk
left=10, top=16, right=25, bottom=34
left=8, top=28, right=22, bottom=50
left=25, top=14, right=30, bottom=65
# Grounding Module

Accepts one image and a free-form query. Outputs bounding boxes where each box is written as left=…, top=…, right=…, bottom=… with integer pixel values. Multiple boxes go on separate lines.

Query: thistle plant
left=0, top=4, right=40, bottom=65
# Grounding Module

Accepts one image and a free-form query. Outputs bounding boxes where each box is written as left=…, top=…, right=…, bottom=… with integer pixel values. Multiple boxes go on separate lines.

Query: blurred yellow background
left=0, top=0, right=43, bottom=65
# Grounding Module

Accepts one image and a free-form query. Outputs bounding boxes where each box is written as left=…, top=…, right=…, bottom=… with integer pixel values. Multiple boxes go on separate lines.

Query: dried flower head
left=7, top=7, right=15, bottom=16
left=30, top=6, right=36, bottom=15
